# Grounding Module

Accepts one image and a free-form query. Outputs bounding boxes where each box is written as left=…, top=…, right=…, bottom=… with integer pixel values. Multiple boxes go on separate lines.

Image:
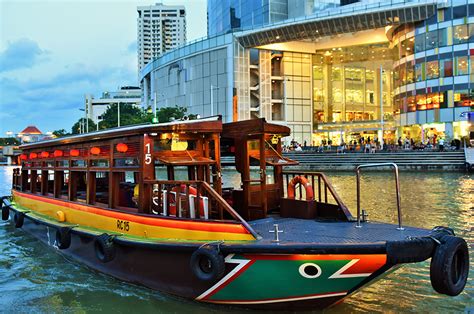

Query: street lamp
left=79, top=108, right=85, bottom=134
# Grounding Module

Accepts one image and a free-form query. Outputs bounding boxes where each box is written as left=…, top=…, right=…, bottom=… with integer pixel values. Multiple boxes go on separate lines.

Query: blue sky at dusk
left=0, top=0, right=206, bottom=135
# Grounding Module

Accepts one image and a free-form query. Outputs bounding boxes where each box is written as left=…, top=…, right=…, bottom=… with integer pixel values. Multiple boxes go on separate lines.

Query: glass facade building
left=141, top=0, right=473, bottom=146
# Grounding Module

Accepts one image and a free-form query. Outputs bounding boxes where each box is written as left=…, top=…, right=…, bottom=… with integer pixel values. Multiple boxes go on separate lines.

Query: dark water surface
left=0, top=166, right=472, bottom=313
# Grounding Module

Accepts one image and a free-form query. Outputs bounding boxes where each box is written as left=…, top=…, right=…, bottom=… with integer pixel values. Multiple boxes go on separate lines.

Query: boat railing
left=282, top=170, right=351, bottom=217
left=143, top=179, right=260, bottom=239
left=355, top=163, right=404, bottom=230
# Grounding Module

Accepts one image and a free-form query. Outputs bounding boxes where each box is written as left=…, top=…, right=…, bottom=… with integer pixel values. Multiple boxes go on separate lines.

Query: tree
left=0, top=137, right=21, bottom=146
left=156, top=106, right=188, bottom=123
left=72, top=118, right=97, bottom=134
left=99, top=104, right=146, bottom=129
left=52, top=129, right=69, bottom=138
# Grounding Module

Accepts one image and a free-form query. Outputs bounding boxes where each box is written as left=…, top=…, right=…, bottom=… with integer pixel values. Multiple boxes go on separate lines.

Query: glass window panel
left=438, top=28, right=448, bottom=47
left=440, top=58, right=453, bottom=77
left=425, top=31, right=438, bottom=50
left=456, top=56, right=469, bottom=75
left=453, top=25, right=468, bottom=44
left=415, top=34, right=425, bottom=52
left=426, top=60, right=439, bottom=79
left=407, top=61, right=415, bottom=83
left=415, top=63, right=425, bottom=82
left=407, top=95, right=416, bottom=112
left=469, top=24, right=474, bottom=42
left=416, top=94, right=427, bottom=111
left=453, top=5, right=467, bottom=19
left=454, top=89, right=471, bottom=107
left=399, top=63, right=407, bottom=85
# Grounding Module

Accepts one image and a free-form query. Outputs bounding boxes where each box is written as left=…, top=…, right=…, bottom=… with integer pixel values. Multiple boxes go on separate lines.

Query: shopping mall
left=140, top=0, right=474, bottom=146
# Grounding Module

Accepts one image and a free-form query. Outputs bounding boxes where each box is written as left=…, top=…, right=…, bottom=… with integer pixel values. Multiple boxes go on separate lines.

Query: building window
left=415, top=33, right=425, bottom=53
left=407, top=60, right=415, bottom=84
left=438, top=28, right=448, bottom=47
left=407, top=95, right=416, bottom=112
left=469, top=24, right=474, bottom=42
left=426, top=60, right=439, bottom=79
left=453, top=25, right=469, bottom=44
left=425, top=31, right=438, bottom=50
left=454, top=89, right=471, bottom=107
left=440, top=58, right=453, bottom=77
left=453, top=5, right=467, bottom=19
left=455, top=56, right=469, bottom=75
left=415, top=63, right=425, bottom=82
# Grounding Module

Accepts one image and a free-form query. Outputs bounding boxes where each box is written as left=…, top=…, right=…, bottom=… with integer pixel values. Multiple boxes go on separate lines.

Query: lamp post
left=117, top=101, right=121, bottom=127
left=79, top=108, right=85, bottom=134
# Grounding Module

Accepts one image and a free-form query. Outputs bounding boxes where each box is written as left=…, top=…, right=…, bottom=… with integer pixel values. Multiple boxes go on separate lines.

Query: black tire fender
left=56, top=227, right=72, bottom=250
left=94, top=233, right=116, bottom=263
left=1, top=205, right=9, bottom=221
left=190, top=246, right=225, bottom=282
left=14, top=212, right=24, bottom=228
left=430, top=235, right=469, bottom=296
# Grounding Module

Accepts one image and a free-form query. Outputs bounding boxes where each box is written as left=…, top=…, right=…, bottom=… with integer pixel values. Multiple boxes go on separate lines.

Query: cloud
left=127, top=40, right=137, bottom=54
left=0, top=38, right=50, bottom=72
left=0, top=63, right=137, bottom=134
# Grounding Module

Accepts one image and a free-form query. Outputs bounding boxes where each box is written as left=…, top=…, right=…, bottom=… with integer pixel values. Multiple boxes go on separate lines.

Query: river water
left=0, top=166, right=472, bottom=313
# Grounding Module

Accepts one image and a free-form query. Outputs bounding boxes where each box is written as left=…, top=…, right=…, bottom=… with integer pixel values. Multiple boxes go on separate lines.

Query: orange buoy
left=287, top=176, right=314, bottom=201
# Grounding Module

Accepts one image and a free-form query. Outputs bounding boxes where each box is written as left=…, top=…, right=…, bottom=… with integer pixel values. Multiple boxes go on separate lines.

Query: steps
left=221, top=150, right=467, bottom=171
left=283, top=150, right=466, bottom=171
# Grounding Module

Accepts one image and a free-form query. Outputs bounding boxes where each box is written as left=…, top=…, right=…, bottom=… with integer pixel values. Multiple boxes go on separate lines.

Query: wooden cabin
left=222, top=119, right=298, bottom=220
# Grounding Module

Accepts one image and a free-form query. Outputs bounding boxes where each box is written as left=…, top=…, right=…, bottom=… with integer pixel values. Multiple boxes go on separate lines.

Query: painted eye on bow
left=299, top=263, right=322, bottom=279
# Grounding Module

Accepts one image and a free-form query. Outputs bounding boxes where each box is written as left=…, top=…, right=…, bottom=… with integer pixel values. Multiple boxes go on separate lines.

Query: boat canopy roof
left=222, top=118, right=291, bottom=139
left=21, top=116, right=222, bottom=150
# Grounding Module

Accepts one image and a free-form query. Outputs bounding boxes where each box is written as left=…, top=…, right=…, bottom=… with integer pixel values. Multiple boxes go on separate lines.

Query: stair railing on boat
left=143, top=179, right=260, bottom=239
left=355, top=163, right=404, bottom=230
left=282, top=170, right=351, bottom=217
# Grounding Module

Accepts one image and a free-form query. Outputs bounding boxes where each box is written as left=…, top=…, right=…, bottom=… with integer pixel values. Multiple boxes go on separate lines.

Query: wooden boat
left=1, top=116, right=469, bottom=310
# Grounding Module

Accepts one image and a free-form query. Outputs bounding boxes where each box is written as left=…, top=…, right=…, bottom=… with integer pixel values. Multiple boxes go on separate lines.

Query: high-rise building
left=137, top=3, right=186, bottom=72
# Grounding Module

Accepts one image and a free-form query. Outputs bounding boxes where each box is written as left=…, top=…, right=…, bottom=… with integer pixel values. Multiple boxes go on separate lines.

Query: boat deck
left=250, top=217, right=431, bottom=244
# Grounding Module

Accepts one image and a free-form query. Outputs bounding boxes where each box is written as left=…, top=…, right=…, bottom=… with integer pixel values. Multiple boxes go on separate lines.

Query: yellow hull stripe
left=12, top=191, right=255, bottom=242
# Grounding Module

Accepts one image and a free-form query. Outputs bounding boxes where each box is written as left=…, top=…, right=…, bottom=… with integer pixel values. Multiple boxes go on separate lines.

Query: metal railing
left=143, top=179, right=260, bottom=239
left=282, top=170, right=351, bottom=215
left=355, top=163, right=404, bottom=230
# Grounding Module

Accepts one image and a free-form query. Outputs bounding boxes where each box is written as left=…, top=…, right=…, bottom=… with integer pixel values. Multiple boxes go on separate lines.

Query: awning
left=155, top=151, right=216, bottom=166
left=249, top=150, right=298, bottom=166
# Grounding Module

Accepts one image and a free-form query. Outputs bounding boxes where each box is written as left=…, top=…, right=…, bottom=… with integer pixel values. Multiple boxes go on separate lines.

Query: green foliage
left=156, top=106, right=187, bottom=123
left=72, top=118, right=97, bottom=134
left=0, top=137, right=21, bottom=146
left=52, top=129, right=69, bottom=138
left=99, top=104, right=146, bottom=129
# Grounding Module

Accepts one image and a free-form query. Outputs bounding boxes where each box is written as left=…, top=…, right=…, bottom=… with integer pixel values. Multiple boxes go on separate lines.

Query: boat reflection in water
left=1, top=117, right=470, bottom=310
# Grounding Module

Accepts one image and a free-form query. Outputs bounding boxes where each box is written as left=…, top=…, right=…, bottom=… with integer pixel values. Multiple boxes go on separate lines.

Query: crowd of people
left=283, top=136, right=466, bottom=153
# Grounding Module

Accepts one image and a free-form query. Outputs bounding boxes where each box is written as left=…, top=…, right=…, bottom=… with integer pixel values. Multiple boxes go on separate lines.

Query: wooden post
left=275, top=137, right=284, bottom=199
left=240, top=138, right=250, bottom=220
left=87, top=171, right=96, bottom=204
left=140, top=134, right=154, bottom=213
left=259, top=135, right=267, bottom=217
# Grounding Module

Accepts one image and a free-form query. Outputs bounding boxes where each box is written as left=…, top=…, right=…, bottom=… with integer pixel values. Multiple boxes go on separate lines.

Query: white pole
left=117, top=102, right=120, bottom=127
left=210, top=85, right=214, bottom=116
left=380, top=66, right=384, bottom=150
left=154, top=92, right=157, bottom=120
left=85, top=103, right=88, bottom=133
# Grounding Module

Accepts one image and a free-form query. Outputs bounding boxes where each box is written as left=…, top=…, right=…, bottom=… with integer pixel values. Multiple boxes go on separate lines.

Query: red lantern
left=70, top=149, right=80, bottom=157
left=29, top=152, right=38, bottom=159
left=116, top=143, right=128, bottom=153
left=20, top=154, right=28, bottom=160
left=54, top=150, right=63, bottom=157
left=90, top=147, right=101, bottom=155
left=41, top=151, right=49, bottom=158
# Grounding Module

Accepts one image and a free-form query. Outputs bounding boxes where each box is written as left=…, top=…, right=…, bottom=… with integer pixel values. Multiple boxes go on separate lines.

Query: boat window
left=34, top=171, right=42, bottom=194
left=71, top=160, right=86, bottom=167
left=46, top=161, right=54, bottom=168
left=114, top=157, right=139, bottom=167
left=56, top=170, right=69, bottom=199
left=46, top=170, right=54, bottom=196
left=115, top=171, right=139, bottom=211
left=91, top=159, right=109, bottom=168
left=70, top=171, right=87, bottom=203
left=56, top=160, right=69, bottom=167
left=94, top=171, right=109, bottom=206
left=21, top=170, right=28, bottom=192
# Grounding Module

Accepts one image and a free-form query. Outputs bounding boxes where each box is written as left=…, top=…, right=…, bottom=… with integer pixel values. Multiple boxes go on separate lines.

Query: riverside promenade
left=222, top=149, right=467, bottom=171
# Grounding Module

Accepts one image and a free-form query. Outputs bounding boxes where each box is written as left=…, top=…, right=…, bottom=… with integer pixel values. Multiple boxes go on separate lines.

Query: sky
left=0, top=0, right=207, bottom=135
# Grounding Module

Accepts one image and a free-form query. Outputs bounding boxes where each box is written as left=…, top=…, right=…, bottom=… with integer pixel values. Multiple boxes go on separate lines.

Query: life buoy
left=190, top=246, right=225, bottom=282
left=168, top=185, right=205, bottom=217
left=1, top=205, right=9, bottom=221
left=287, top=176, right=314, bottom=201
left=14, top=212, right=24, bottom=228
left=94, top=233, right=116, bottom=263
left=430, top=235, right=469, bottom=296
left=56, top=227, right=72, bottom=250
